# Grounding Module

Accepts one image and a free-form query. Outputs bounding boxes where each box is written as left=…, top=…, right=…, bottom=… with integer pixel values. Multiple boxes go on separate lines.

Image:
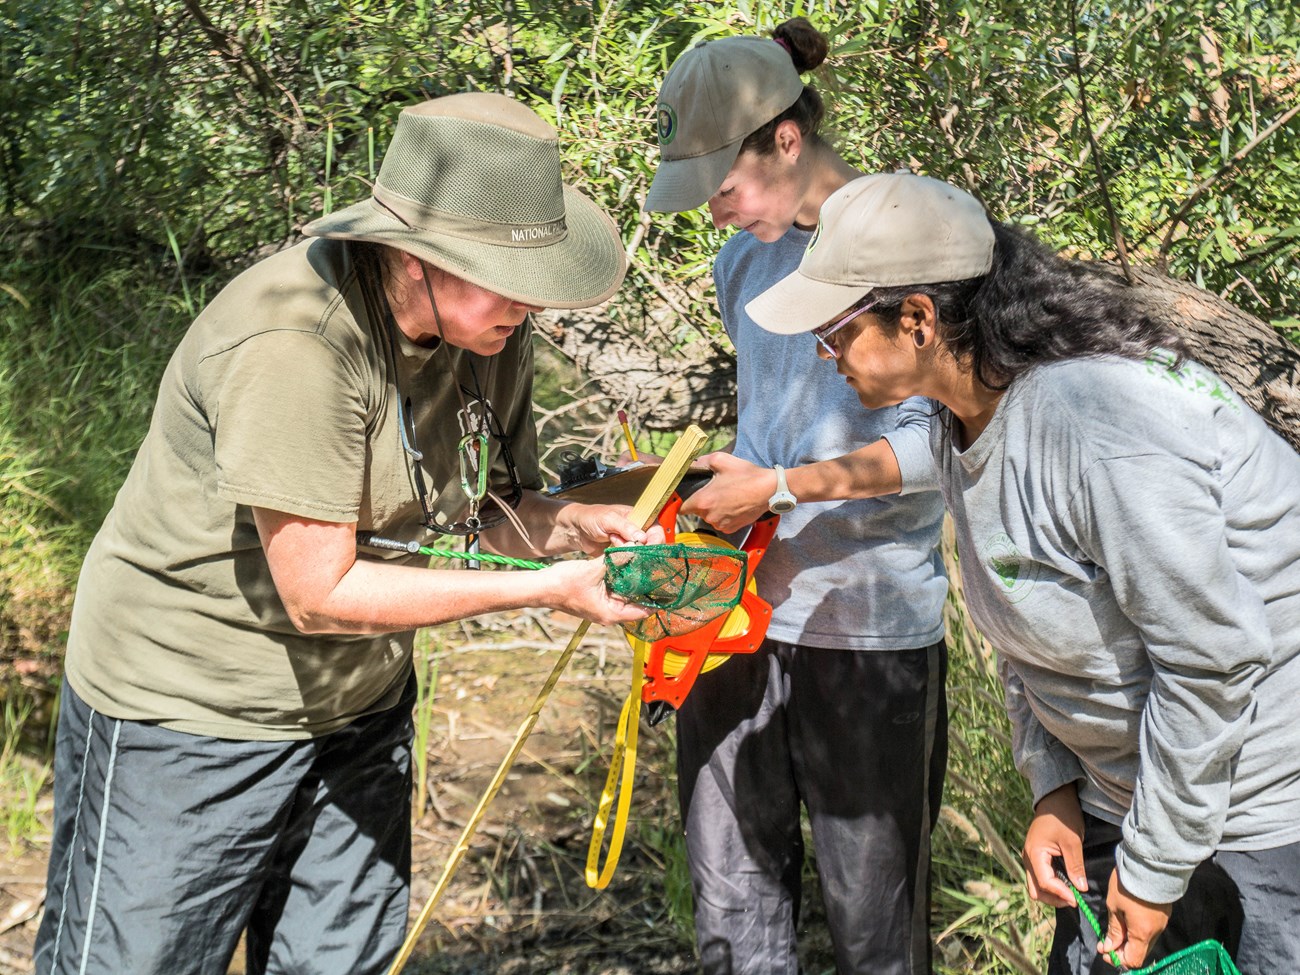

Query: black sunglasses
left=397, top=386, right=523, bottom=536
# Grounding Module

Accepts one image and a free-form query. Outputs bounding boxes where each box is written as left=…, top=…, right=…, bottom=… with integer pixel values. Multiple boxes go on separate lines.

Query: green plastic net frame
left=604, top=543, right=748, bottom=643
left=1133, top=943, right=1240, bottom=975
left=1068, top=880, right=1241, bottom=974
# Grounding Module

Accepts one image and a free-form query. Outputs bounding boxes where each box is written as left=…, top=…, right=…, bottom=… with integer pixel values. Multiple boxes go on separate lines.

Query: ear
left=898, top=293, right=938, bottom=347
left=773, top=119, right=804, bottom=162
left=397, top=248, right=426, bottom=283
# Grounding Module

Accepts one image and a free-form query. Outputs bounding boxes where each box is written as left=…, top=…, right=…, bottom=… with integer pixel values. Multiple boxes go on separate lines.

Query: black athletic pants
left=675, top=639, right=948, bottom=975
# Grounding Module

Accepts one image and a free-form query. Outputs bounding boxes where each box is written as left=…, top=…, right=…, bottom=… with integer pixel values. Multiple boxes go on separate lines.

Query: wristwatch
left=767, top=465, right=798, bottom=514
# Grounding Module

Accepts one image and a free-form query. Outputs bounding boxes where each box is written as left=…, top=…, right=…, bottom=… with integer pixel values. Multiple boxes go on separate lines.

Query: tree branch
left=1156, top=100, right=1300, bottom=272
left=179, top=0, right=276, bottom=101
left=1069, top=0, right=1134, bottom=285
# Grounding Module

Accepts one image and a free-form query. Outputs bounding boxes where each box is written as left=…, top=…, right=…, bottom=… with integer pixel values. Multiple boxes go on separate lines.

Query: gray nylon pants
left=34, top=676, right=414, bottom=975
left=675, top=640, right=948, bottom=975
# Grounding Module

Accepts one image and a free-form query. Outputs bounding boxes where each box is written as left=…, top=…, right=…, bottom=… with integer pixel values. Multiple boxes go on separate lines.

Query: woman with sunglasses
left=643, top=20, right=948, bottom=975
left=36, top=94, right=657, bottom=975
left=747, top=171, right=1300, bottom=971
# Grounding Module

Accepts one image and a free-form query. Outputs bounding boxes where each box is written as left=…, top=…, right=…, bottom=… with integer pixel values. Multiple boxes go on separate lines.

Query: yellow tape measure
left=584, top=638, right=646, bottom=889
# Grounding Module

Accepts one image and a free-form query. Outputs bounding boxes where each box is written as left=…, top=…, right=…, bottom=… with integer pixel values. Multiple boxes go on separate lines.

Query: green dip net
left=604, top=543, right=748, bottom=643
left=1132, top=943, right=1241, bottom=975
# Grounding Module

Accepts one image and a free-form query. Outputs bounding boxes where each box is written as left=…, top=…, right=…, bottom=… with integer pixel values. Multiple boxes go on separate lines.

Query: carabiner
left=458, top=431, right=489, bottom=503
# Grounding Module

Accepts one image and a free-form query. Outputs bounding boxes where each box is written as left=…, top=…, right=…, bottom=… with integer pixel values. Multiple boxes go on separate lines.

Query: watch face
left=769, top=495, right=797, bottom=514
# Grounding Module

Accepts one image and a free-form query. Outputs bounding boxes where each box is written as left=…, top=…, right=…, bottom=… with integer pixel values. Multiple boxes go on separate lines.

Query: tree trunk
left=540, top=264, right=1300, bottom=452
left=534, top=307, right=738, bottom=432
left=1113, top=265, right=1300, bottom=453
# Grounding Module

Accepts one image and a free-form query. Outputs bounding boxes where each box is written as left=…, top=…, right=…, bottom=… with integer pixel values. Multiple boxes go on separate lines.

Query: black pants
left=34, top=677, right=414, bottom=975
left=675, top=640, right=948, bottom=975
left=1051, top=813, right=1300, bottom=974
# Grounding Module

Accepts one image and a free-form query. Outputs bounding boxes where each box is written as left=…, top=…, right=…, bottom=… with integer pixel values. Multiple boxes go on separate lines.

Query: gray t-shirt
left=715, top=226, right=946, bottom=650
left=934, top=353, right=1300, bottom=903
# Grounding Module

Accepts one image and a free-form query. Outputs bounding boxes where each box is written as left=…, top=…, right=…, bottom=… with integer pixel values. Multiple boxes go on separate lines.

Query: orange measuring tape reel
left=631, top=495, right=778, bottom=723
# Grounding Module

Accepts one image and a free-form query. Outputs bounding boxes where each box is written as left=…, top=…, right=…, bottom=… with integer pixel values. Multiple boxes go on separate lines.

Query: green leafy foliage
left=0, top=696, right=52, bottom=854
left=6, top=0, right=1298, bottom=326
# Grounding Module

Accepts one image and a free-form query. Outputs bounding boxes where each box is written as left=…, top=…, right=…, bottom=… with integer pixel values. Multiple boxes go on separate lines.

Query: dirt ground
left=0, top=610, right=836, bottom=975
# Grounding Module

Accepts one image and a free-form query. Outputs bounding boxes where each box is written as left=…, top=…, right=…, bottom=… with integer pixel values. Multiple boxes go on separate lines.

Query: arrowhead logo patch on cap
left=807, top=216, right=823, bottom=252
left=657, top=104, right=678, bottom=146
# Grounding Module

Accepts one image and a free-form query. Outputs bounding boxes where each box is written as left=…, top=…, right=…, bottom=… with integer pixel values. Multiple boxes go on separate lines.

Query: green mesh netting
left=604, top=543, right=747, bottom=643
left=1130, top=941, right=1240, bottom=975
left=1070, top=881, right=1241, bottom=974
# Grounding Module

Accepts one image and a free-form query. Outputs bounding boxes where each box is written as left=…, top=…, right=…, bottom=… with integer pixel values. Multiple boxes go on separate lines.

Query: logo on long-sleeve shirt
left=1143, top=351, right=1240, bottom=413
left=981, top=532, right=1039, bottom=603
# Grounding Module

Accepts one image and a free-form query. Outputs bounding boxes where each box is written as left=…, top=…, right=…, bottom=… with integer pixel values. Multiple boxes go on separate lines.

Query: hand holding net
left=1065, top=876, right=1240, bottom=974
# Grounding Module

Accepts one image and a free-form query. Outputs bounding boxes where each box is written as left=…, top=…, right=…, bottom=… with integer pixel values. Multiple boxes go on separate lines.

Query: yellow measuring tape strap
left=385, top=620, right=590, bottom=975
left=584, top=638, right=647, bottom=889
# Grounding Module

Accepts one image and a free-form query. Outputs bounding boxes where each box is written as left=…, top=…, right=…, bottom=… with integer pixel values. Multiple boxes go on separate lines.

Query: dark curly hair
left=867, top=222, right=1190, bottom=389
left=741, top=18, right=829, bottom=156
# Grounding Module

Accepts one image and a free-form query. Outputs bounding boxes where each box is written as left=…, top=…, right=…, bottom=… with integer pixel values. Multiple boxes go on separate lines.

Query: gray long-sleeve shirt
left=933, top=352, right=1300, bottom=903
left=716, top=226, right=946, bottom=650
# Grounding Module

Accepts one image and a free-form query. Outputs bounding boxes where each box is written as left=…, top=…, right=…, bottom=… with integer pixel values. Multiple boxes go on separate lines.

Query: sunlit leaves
left=3, top=0, right=1297, bottom=330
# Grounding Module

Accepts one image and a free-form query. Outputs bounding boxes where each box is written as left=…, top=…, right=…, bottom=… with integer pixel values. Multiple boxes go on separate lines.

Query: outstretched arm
left=482, top=490, right=658, bottom=559
left=679, top=396, right=935, bottom=533
left=681, top=440, right=904, bottom=533
left=253, top=507, right=652, bottom=635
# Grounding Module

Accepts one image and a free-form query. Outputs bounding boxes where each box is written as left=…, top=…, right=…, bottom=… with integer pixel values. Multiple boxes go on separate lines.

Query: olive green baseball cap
left=645, top=36, right=805, bottom=213
left=304, top=93, right=627, bottom=310
left=746, top=172, right=995, bottom=333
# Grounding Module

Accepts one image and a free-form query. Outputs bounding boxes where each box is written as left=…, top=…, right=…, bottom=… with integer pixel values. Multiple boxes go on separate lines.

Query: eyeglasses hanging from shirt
left=352, top=241, right=528, bottom=569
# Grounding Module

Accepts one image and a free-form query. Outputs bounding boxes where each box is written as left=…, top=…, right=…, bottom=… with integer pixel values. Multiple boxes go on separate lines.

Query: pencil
left=617, top=409, right=639, bottom=462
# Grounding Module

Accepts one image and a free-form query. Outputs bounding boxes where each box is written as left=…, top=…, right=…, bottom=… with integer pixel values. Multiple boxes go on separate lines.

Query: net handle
left=1060, top=871, right=1126, bottom=970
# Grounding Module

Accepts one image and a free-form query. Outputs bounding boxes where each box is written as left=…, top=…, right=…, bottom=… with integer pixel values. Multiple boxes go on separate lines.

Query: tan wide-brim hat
left=305, top=93, right=627, bottom=310
left=645, top=36, right=805, bottom=213
left=746, top=172, right=996, bottom=333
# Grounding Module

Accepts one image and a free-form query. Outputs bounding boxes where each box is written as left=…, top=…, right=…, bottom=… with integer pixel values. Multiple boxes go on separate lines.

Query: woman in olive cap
left=36, top=93, right=652, bottom=975
left=644, top=19, right=947, bottom=975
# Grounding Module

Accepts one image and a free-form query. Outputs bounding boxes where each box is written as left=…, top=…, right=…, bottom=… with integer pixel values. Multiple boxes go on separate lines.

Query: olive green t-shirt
left=65, top=238, right=541, bottom=740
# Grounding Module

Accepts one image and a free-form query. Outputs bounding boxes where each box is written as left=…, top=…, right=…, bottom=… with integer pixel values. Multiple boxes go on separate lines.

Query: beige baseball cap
left=746, top=172, right=995, bottom=333
left=644, top=36, right=806, bottom=213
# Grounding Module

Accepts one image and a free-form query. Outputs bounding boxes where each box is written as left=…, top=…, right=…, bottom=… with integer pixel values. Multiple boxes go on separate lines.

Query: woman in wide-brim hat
left=748, top=170, right=1300, bottom=972
left=304, top=93, right=625, bottom=310
left=36, top=92, right=656, bottom=975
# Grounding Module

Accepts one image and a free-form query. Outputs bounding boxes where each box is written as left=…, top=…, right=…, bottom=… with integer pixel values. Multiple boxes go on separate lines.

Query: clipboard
left=544, top=463, right=713, bottom=506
